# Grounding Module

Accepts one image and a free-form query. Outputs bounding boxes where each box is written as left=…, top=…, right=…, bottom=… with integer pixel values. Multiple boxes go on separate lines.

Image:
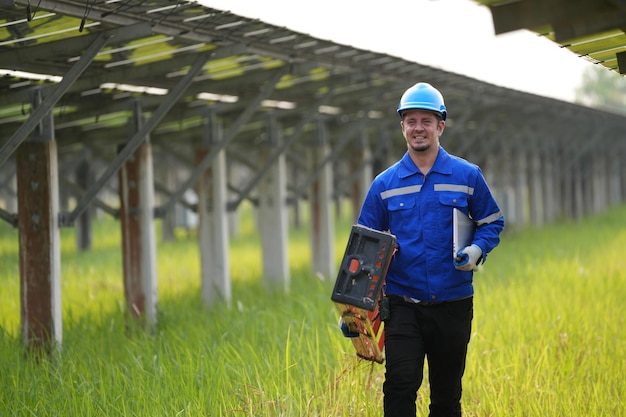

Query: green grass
left=1, top=202, right=625, bottom=416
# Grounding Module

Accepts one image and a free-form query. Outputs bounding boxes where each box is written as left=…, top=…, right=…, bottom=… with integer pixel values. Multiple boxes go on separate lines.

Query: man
left=357, top=82, right=504, bottom=416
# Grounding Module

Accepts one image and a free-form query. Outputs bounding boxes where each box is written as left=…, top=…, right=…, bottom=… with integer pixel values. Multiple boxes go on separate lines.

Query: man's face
left=400, top=109, right=445, bottom=153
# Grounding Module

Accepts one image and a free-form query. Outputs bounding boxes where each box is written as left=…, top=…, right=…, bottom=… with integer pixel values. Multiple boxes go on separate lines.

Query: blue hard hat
left=397, top=82, right=447, bottom=121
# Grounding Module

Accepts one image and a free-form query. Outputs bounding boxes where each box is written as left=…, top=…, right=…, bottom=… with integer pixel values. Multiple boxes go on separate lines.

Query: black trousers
left=383, top=295, right=473, bottom=417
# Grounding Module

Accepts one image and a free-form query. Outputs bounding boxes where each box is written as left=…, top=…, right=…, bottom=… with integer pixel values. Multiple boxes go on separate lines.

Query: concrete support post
left=617, top=148, right=626, bottom=203
left=561, top=148, right=576, bottom=220
left=290, top=163, right=303, bottom=229
left=227, top=161, right=240, bottom=237
left=197, top=115, right=231, bottom=307
left=17, top=89, right=62, bottom=353
left=160, top=157, right=177, bottom=242
left=620, top=149, right=626, bottom=205
left=258, top=117, right=289, bottom=290
left=542, top=151, right=556, bottom=224
left=513, top=150, right=528, bottom=228
left=495, top=150, right=515, bottom=225
left=550, top=149, right=564, bottom=220
left=619, top=148, right=626, bottom=203
left=310, top=119, right=335, bottom=279
left=119, top=102, right=158, bottom=326
left=350, top=126, right=372, bottom=224
left=607, top=151, right=622, bottom=206
left=75, top=151, right=94, bottom=251
left=481, top=153, right=496, bottom=200
left=382, top=127, right=396, bottom=175
left=573, top=161, right=585, bottom=220
left=561, top=169, right=572, bottom=220
left=528, top=153, right=543, bottom=227
left=592, top=152, right=607, bottom=214
left=578, top=153, right=589, bottom=217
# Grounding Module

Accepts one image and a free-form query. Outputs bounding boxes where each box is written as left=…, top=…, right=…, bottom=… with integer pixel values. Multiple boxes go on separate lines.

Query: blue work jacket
left=357, top=146, right=504, bottom=302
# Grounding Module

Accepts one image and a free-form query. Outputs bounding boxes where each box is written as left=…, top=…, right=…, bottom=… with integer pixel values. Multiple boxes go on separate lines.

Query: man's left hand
left=454, top=244, right=482, bottom=271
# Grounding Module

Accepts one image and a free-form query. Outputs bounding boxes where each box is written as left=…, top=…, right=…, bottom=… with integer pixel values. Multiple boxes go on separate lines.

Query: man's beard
left=410, top=142, right=431, bottom=152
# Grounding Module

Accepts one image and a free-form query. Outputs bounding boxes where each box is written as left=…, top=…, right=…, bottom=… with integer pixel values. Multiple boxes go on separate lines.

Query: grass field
left=1, top=202, right=625, bottom=416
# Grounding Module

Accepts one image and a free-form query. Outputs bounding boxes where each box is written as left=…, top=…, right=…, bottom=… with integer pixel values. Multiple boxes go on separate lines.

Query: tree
left=575, top=65, right=626, bottom=115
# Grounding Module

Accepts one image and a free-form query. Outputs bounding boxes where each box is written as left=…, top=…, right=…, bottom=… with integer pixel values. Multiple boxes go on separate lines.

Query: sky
left=198, top=0, right=598, bottom=103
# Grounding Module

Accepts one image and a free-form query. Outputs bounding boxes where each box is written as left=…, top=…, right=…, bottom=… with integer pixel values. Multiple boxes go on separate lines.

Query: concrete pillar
left=617, top=148, right=626, bottom=203
left=227, top=160, right=241, bottom=238
left=290, top=163, right=303, bottom=229
left=75, top=151, right=94, bottom=251
left=592, top=152, right=607, bottom=214
left=541, top=151, right=556, bottom=224
left=197, top=115, right=231, bottom=307
left=119, top=102, right=158, bottom=326
left=258, top=117, right=289, bottom=290
left=619, top=148, right=626, bottom=205
left=528, top=153, right=543, bottom=227
left=160, top=156, right=177, bottom=242
left=607, top=151, right=622, bottom=206
left=17, top=89, right=62, bottom=353
left=513, top=150, right=528, bottom=228
left=494, top=150, right=515, bottom=225
left=549, top=148, right=563, bottom=220
left=310, top=119, right=335, bottom=279
left=382, top=126, right=397, bottom=175
left=561, top=148, right=577, bottom=220
left=350, top=126, right=372, bottom=224
left=573, top=161, right=585, bottom=220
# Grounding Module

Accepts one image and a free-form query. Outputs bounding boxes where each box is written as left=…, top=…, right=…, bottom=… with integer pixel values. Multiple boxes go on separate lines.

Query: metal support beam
left=12, top=0, right=224, bottom=45
left=564, top=128, right=606, bottom=171
left=0, top=207, right=17, bottom=226
left=154, top=181, right=196, bottom=213
left=293, top=119, right=363, bottom=200
left=155, top=67, right=288, bottom=217
left=0, top=23, right=152, bottom=71
left=66, top=52, right=212, bottom=226
left=59, top=177, right=119, bottom=219
left=333, top=124, right=392, bottom=200
left=0, top=31, right=112, bottom=169
left=227, top=88, right=333, bottom=210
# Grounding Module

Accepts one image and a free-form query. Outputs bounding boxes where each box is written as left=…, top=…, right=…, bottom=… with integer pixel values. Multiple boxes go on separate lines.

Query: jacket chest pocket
left=438, top=192, right=469, bottom=211
left=387, top=196, right=418, bottom=232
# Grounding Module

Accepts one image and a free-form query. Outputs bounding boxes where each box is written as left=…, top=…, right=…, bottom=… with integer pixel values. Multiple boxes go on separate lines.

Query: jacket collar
left=398, top=146, right=452, bottom=178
